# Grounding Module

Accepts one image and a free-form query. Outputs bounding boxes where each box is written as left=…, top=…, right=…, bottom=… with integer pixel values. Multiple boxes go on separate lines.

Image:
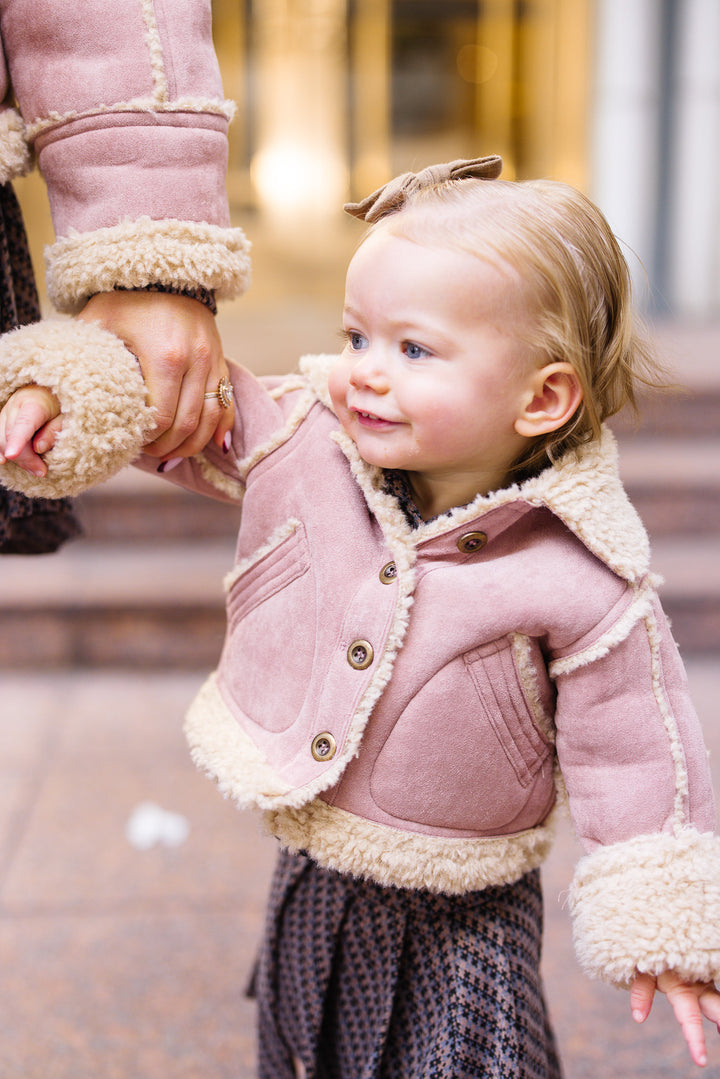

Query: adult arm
left=0, top=0, right=251, bottom=454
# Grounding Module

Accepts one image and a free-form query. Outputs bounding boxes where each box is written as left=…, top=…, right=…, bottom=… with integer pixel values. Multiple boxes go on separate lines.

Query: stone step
left=611, top=387, right=720, bottom=439
left=614, top=320, right=720, bottom=436
left=72, top=431, right=720, bottom=546
left=0, top=534, right=716, bottom=668
left=0, top=541, right=233, bottom=670
left=1, top=396, right=717, bottom=671
left=74, top=468, right=240, bottom=544
left=617, top=436, right=720, bottom=536
left=645, top=536, right=720, bottom=657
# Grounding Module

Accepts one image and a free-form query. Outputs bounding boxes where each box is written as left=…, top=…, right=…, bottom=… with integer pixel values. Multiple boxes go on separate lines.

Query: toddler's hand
left=631, top=971, right=720, bottom=1068
left=0, top=386, right=62, bottom=477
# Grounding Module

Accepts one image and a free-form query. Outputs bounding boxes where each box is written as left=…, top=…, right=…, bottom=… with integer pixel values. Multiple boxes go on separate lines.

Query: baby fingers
left=660, top=972, right=719, bottom=1068
left=630, top=972, right=657, bottom=1024
left=0, top=387, right=60, bottom=475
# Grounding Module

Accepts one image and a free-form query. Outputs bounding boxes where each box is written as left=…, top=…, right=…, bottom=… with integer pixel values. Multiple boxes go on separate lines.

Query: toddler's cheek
left=328, top=362, right=350, bottom=417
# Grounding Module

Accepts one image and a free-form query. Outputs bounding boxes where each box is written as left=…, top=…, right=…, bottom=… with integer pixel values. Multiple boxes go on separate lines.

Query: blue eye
left=343, top=330, right=368, bottom=351
left=403, top=341, right=428, bottom=360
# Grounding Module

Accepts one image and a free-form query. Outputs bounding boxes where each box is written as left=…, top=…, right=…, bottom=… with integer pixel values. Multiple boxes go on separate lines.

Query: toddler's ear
left=514, top=362, right=583, bottom=438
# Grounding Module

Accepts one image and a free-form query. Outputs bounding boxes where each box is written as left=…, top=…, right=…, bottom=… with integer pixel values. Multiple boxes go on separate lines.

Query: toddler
left=1, top=156, right=720, bottom=1079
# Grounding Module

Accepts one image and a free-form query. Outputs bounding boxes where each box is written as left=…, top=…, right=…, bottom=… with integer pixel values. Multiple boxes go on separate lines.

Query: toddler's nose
left=349, top=350, right=390, bottom=392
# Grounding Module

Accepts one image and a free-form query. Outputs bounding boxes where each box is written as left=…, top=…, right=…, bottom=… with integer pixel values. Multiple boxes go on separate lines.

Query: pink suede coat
left=0, top=0, right=249, bottom=310
left=140, top=355, right=720, bottom=990
left=1, top=329, right=718, bottom=991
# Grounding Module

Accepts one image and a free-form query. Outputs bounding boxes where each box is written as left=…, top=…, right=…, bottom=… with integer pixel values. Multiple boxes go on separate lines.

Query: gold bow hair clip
left=344, top=155, right=503, bottom=224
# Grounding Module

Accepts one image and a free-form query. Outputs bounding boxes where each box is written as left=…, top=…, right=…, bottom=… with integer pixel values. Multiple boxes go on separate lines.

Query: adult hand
left=77, top=290, right=234, bottom=459
left=631, top=970, right=720, bottom=1068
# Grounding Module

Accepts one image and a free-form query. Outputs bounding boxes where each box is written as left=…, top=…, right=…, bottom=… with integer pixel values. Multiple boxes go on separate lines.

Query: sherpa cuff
left=45, top=218, right=252, bottom=314
left=0, top=319, right=155, bottom=498
left=569, top=829, right=720, bottom=988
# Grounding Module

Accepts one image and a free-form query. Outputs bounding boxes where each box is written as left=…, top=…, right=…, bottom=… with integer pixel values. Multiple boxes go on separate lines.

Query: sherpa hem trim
left=265, top=798, right=558, bottom=895
left=183, top=676, right=559, bottom=896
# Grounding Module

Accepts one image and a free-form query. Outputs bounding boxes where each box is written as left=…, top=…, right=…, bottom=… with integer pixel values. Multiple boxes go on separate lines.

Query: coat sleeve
left=550, top=586, right=720, bottom=988
left=0, top=316, right=316, bottom=502
left=0, top=0, right=250, bottom=311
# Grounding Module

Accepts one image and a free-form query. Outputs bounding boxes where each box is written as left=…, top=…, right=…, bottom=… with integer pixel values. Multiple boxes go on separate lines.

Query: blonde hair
left=375, top=177, right=665, bottom=475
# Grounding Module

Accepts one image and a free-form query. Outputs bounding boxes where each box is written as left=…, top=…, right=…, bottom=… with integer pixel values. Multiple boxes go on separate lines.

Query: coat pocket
left=226, top=519, right=310, bottom=629
left=369, top=636, right=555, bottom=833
left=221, top=519, right=314, bottom=733
left=463, top=638, right=551, bottom=788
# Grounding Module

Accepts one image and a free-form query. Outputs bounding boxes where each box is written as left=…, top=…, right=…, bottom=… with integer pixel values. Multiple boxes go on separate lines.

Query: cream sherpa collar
left=299, top=353, right=650, bottom=584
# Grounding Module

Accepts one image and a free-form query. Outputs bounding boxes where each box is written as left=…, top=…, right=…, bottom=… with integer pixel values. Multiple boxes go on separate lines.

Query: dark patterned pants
left=253, top=848, right=563, bottom=1079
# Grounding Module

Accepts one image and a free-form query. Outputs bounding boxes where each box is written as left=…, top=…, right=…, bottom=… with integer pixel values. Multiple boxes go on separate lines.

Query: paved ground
left=0, top=658, right=718, bottom=1079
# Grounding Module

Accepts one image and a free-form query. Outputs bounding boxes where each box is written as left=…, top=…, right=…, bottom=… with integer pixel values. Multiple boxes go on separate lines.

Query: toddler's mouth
left=353, top=408, right=399, bottom=428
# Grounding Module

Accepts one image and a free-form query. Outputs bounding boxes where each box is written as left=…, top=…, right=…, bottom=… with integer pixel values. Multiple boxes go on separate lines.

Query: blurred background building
left=16, top=0, right=720, bottom=320
left=212, top=0, right=719, bottom=317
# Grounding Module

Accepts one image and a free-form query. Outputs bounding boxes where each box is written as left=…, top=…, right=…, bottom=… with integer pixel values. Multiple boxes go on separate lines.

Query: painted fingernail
left=222, top=431, right=232, bottom=453
left=157, top=457, right=183, bottom=474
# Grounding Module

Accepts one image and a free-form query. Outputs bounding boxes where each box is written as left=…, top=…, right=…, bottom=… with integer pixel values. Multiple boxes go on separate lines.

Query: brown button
left=457, top=531, right=487, bottom=554
left=347, top=639, right=374, bottom=669
left=379, top=561, right=397, bottom=584
left=311, top=732, right=337, bottom=761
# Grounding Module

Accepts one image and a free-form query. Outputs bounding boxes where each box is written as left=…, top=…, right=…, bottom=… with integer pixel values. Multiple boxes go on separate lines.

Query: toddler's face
left=329, top=226, right=541, bottom=514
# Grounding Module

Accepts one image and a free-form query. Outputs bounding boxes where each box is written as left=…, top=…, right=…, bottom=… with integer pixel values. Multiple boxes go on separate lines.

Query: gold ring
left=204, top=376, right=234, bottom=409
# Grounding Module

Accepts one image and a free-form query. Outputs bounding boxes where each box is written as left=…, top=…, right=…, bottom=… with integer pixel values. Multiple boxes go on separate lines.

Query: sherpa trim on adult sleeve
left=0, top=319, right=155, bottom=498
left=46, top=218, right=252, bottom=314
left=569, top=829, right=720, bottom=988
